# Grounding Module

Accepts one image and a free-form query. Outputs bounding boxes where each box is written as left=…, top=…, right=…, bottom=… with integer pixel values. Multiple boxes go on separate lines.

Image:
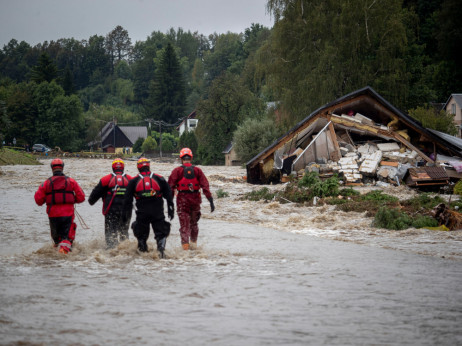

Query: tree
left=408, top=106, right=457, bottom=135
left=145, top=42, right=186, bottom=123
left=106, top=26, right=132, bottom=70
left=265, top=0, right=409, bottom=125
left=233, top=117, right=280, bottom=163
left=195, top=72, right=264, bottom=164
left=203, top=32, right=245, bottom=81
left=30, top=53, right=58, bottom=83
left=142, top=135, right=157, bottom=152
left=61, top=65, right=75, bottom=95
left=133, top=137, right=144, bottom=152
left=179, top=130, right=198, bottom=154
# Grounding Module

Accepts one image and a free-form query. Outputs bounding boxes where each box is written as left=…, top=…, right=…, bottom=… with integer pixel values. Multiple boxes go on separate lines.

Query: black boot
left=138, top=238, right=148, bottom=252
left=157, top=237, right=167, bottom=258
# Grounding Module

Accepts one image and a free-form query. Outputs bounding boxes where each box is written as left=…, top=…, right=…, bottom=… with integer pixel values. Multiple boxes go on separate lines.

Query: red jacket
left=35, top=172, right=85, bottom=217
left=168, top=163, right=212, bottom=201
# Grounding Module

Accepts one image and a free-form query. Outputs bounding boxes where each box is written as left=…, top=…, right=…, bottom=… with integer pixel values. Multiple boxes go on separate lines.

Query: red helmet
left=179, top=148, right=193, bottom=159
left=137, top=157, right=150, bottom=171
left=112, top=158, right=124, bottom=172
left=50, top=158, right=64, bottom=171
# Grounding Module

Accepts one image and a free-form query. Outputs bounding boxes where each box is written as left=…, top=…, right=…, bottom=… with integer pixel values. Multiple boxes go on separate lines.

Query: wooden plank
left=328, top=121, right=342, bottom=160
left=392, top=133, right=434, bottom=163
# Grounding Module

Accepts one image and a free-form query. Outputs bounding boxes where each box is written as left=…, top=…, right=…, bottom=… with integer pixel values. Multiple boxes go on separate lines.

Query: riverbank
left=0, top=148, right=40, bottom=166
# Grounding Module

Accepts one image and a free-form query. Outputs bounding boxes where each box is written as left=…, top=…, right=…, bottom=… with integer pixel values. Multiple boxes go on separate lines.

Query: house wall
left=225, top=147, right=241, bottom=166
left=446, top=97, right=462, bottom=137
left=178, top=119, right=198, bottom=136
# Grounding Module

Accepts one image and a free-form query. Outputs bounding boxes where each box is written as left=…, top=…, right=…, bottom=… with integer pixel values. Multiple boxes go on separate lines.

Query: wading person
left=168, top=148, right=214, bottom=250
left=34, top=158, right=85, bottom=254
left=123, top=157, right=174, bottom=258
left=88, top=158, right=133, bottom=248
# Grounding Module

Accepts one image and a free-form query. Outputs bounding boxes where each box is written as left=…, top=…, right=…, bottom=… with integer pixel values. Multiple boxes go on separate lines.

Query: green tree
left=145, top=42, right=186, bottom=123
left=133, top=137, right=144, bottom=152
left=265, top=0, right=409, bottom=124
left=0, top=81, right=36, bottom=146
left=233, top=117, right=280, bottom=163
left=30, top=53, right=58, bottom=83
left=195, top=72, right=264, bottom=164
left=408, top=105, right=457, bottom=135
left=142, top=135, right=157, bottom=152
left=105, top=25, right=132, bottom=71
left=61, top=65, right=75, bottom=95
left=178, top=130, right=198, bottom=154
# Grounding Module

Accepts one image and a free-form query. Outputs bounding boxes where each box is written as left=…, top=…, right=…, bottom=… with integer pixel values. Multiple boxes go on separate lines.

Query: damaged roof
left=246, top=86, right=462, bottom=184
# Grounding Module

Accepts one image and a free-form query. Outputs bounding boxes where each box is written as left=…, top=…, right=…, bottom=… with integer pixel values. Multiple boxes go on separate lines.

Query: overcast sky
left=0, top=0, right=274, bottom=48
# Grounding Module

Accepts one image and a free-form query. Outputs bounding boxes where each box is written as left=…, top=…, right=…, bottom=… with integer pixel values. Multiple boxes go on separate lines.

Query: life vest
left=177, top=165, right=200, bottom=192
left=45, top=175, right=76, bottom=206
left=102, top=173, right=130, bottom=215
left=107, top=173, right=129, bottom=197
left=134, top=173, right=162, bottom=199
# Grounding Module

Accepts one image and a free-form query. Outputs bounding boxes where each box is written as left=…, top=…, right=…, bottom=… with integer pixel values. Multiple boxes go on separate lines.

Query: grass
left=216, top=189, right=229, bottom=198
left=0, top=148, right=41, bottom=166
left=242, top=187, right=276, bottom=202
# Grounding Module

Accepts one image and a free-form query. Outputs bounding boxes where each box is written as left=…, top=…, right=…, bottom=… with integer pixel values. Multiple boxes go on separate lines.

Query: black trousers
left=49, top=216, right=73, bottom=245
left=104, top=209, right=131, bottom=248
left=132, top=211, right=170, bottom=252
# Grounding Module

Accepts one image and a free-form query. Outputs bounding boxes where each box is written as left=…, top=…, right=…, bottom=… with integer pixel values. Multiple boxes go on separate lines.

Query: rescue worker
left=168, top=148, right=214, bottom=250
left=34, top=158, right=85, bottom=254
left=88, top=158, right=133, bottom=248
left=123, top=157, right=174, bottom=258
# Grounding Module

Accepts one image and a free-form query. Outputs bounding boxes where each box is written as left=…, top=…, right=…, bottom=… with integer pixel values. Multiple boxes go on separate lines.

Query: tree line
left=0, top=0, right=461, bottom=163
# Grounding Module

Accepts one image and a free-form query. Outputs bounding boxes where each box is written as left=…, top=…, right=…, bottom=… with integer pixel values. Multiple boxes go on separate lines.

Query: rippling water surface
left=0, top=159, right=461, bottom=345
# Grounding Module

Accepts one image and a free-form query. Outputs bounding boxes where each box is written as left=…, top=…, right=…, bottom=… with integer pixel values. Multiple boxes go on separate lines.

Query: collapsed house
left=246, top=87, right=462, bottom=186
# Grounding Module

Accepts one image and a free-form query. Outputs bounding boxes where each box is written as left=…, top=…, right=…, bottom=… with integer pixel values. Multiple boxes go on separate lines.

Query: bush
left=454, top=180, right=462, bottom=195
left=401, top=193, right=445, bottom=212
left=141, top=135, right=157, bottom=152
left=133, top=137, right=144, bottom=153
left=339, top=187, right=360, bottom=197
left=373, top=206, right=438, bottom=230
left=242, top=187, right=275, bottom=202
left=233, top=117, right=280, bottom=163
left=216, top=189, right=229, bottom=198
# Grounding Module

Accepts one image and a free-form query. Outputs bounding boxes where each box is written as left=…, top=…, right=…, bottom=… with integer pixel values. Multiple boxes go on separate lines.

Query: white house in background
left=444, top=94, right=462, bottom=137
left=177, top=110, right=198, bottom=136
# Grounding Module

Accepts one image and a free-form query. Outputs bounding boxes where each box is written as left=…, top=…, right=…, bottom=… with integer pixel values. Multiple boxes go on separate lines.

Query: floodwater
left=0, top=158, right=461, bottom=345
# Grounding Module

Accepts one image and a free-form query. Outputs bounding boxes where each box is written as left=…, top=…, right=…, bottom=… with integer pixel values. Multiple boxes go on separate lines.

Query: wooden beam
left=327, top=118, right=341, bottom=159
left=392, top=133, right=434, bottom=163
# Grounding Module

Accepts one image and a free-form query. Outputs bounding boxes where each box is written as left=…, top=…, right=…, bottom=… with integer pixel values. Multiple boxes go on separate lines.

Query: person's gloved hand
left=208, top=197, right=215, bottom=213
left=168, top=202, right=175, bottom=220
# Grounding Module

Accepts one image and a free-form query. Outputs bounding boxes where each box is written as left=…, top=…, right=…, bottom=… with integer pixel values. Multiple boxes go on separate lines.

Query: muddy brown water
left=0, top=159, right=461, bottom=345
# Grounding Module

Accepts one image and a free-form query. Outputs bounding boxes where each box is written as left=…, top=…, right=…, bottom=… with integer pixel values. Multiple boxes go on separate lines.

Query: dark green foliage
left=373, top=206, right=438, bottom=230
left=297, top=172, right=340, bottom=198
left=339, top=187, right=360, bottom=197
left=408, top=106, right=457, bottom=135
left=133, top=137, right=144, bottom=153
left=178, top=130, right=198, bottom=154
left=145, top=43, right=186, bottom=123
left=216, top=189, right=229, bottom=198
left=195, top=72, right=264, bottom=165
left=30, top=53, right=58, bottom=83
left=401, top=193, right=446, bottom=212
left=242, top=187, right=275, bottom=202
left=233, top=117, right=280, bottom=163
left=280, top=172, right=340, bottom=203
left=360, top=190, right=399, bottom=203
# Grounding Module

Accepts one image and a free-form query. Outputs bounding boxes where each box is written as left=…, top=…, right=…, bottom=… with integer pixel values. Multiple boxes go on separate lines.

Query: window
left=452, top=103, right=456, bottom=115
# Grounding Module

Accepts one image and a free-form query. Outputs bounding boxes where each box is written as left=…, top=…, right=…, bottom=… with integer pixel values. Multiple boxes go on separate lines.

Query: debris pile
left=282, top=112, right=462, bottom=188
